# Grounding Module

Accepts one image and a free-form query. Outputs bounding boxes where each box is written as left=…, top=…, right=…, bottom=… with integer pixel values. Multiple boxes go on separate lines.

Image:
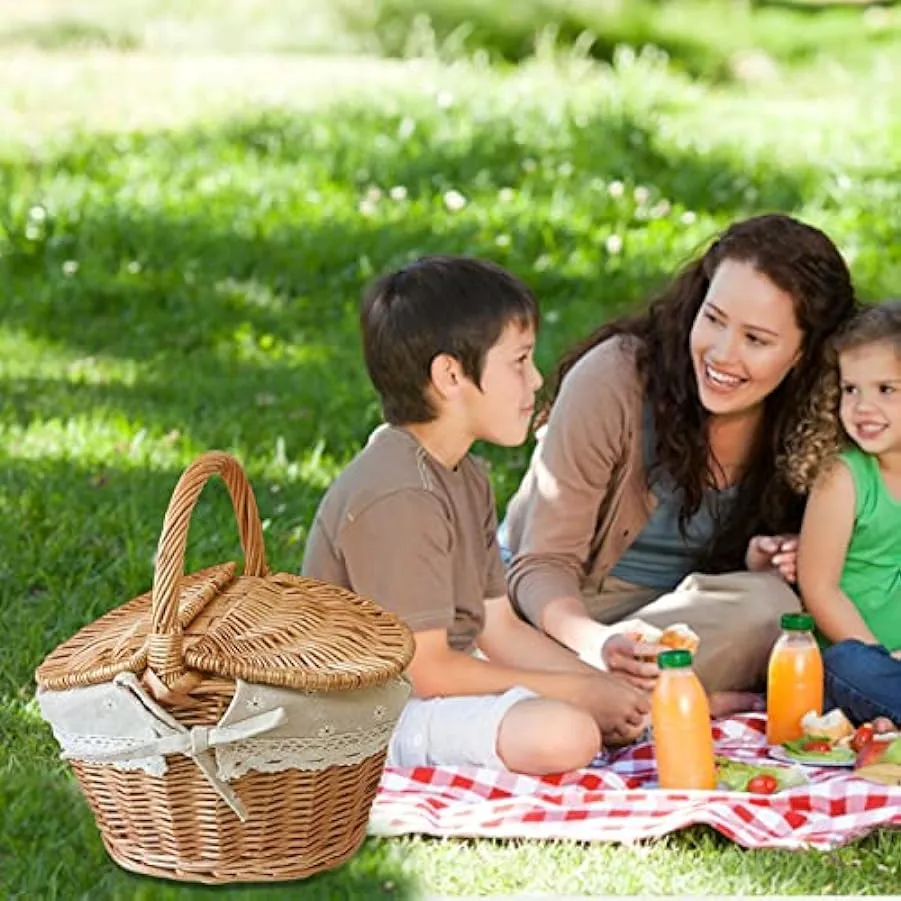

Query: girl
left=501, top=213, right=859, bottom=713
left=796, top=300, right=901, bottom=725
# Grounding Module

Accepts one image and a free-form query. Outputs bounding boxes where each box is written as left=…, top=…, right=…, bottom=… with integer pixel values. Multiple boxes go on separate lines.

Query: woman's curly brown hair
left=784, top=298, right=901, bottom=492
left=536, top=213, right=859, bottom=572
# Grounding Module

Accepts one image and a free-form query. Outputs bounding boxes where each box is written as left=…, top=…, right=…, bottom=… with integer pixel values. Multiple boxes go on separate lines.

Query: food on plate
left=855, top=735, right=901, bottom=785
left=715, top=757, right=806, bottom=793
left=855, top=734, right=901, bottom=770
left=777, top=709, right=899, bottom=765
left=746, top=774, right=779, bottom=795
left=853, top=763, right=901, bottom=786
left=850, top=723, right=875, bottom=753
left=780, top=737, right=856, bottom=765
left=799, top=708, right=854, bottom=743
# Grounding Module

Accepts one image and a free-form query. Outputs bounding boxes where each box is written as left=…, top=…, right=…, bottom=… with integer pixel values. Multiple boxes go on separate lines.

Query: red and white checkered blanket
left=369, top=713, right=901, bottom=849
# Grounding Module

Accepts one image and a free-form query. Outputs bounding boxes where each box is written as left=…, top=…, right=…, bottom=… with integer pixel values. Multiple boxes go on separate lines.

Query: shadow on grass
left=754, top=0, right=900, bottom=10
left=0, top=194, right=685, bottom=484
left=0, top=104, right=817, bottom=361
left=11, top=103, right=817, bottom=214
left=0, top=100, right=821, bottom=546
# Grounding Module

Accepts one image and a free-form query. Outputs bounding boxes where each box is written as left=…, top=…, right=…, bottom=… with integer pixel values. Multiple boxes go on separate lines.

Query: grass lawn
left=2, top=1, right=900, bottom=897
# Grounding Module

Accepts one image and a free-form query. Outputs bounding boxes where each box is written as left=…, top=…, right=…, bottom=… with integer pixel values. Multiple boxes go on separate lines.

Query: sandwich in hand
left=625, top=621, right=701, bottom=660
left=658, top=623, right=701, bottom=654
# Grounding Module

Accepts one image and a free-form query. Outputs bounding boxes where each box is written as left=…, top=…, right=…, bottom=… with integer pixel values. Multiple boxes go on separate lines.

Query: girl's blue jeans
left=823, top=639, right=901, bottom=725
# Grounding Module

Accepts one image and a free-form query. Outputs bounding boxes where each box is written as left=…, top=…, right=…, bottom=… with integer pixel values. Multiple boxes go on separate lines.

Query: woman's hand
left=745, top=534, right=798, bottom=582
left=601, top=633, right=662, bottom=692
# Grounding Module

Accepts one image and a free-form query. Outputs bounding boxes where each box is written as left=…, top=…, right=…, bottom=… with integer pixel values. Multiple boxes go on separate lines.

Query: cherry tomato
left=851, top=724, right=875, bottom=753
left=801, top=740, right=832, bottom=753
left=747, top=774, right=779, bottom=794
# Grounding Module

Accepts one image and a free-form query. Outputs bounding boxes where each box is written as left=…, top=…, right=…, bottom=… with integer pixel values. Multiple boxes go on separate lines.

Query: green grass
left=2, top=2, right=901, bottom=897
left=3, top=0, right=901, bottom=81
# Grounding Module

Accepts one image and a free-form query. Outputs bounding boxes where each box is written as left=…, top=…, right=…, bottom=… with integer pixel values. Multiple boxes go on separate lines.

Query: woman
left=502, top=213, right=858, bottom=710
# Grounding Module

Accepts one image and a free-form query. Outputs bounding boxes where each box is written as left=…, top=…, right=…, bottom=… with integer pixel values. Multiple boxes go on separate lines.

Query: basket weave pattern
left=36, top=451, right=414, bottom=884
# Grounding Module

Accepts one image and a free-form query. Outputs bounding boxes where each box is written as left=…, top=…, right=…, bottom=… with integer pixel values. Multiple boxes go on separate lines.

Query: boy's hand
left=601, top=633, right=661, bottom=692
left=745, top=534, right=798, bottom=582
left=571, top=671, right=651, bottom=747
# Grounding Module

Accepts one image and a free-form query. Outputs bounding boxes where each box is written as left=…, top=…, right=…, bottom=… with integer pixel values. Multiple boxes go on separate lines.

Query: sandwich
left=800, top=708, right=854, bottom=744
left=659, top=623, right=701, bottom=655
left=626, top=622, right=701, bottom=660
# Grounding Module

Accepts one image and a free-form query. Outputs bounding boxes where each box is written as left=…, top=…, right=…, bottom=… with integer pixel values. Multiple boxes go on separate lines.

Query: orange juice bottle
left=766, top=612, right=824, bottom=745
left=651, top=649, right=716, bottom=790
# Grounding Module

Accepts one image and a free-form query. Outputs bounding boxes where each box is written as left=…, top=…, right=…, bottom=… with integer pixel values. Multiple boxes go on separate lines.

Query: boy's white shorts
left=387, top=685, right=537, bottom=770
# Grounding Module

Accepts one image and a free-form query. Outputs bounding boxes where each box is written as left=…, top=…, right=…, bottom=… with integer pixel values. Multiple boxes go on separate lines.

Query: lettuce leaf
left=715, top=757, right=807, bottom=792
left=781, top=738, right=855, bottom=763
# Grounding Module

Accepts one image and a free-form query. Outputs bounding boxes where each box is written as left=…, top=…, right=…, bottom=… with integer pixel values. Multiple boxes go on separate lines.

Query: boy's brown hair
left=361, top=255, right=539, bottom=425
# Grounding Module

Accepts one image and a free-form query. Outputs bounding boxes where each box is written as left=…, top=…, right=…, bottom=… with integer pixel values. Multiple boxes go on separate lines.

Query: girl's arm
left=480, top=595, right=660, bottom=690
left=479, top=595, right=597, bottom=673
left=797, top=460, right=880, bottom=644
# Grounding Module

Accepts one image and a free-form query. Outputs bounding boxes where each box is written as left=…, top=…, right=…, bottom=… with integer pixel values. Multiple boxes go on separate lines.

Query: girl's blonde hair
left=782, top=299, right=901, bottom=492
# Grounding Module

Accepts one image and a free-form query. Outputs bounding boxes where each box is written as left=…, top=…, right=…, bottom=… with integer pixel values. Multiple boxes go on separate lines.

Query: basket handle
left=148, top=451, right=269, bottom=685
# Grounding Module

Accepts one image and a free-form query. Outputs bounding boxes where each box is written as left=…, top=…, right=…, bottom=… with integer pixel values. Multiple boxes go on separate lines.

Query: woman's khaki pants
left=583, top=571, right=801, bottom=693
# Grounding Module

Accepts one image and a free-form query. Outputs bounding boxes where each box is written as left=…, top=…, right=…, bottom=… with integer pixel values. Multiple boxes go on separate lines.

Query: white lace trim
left=38, top=674, right=411, bottom=785
left=217, top=723, right=396, bottom=779
left=54, top=732, right=167, bottom=776
left=57, top=721, right=398, bottom=778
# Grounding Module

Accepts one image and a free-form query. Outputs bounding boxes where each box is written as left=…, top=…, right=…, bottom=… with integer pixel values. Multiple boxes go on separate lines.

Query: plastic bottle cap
left=781, top=612, right=814, bottom=631
left=658, top=649, right=693, bottom=668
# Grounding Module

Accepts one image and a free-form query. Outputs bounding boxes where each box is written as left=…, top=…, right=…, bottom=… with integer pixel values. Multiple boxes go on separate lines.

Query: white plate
left=768, top=745, right=855, bottom=768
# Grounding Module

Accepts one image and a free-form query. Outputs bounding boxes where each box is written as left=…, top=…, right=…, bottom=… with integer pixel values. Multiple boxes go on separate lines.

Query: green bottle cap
left=781, top=613, right=814, bottom=631
left=658, top=649, right=693, bottom=668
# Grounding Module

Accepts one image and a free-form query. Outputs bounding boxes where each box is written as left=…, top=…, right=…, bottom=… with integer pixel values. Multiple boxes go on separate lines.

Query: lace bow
left=79, top=672, right=286, bottom=821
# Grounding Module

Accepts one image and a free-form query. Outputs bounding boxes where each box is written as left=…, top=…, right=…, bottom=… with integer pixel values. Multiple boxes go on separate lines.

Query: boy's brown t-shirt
left=302, top=425, right=508, bottom=652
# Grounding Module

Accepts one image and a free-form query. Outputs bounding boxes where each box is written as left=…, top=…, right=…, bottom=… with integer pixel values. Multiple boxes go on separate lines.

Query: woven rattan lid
left=36, top=452, right=414, bottom=696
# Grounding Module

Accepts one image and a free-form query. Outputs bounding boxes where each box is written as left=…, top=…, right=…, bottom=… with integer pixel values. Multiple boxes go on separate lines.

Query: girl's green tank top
left=837, top=446, right=901, bottom=651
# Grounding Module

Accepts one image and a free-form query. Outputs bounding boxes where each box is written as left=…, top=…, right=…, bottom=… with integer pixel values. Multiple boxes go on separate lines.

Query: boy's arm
left=408, top=625, right=650, bottom=740
left=797, top=460, right=879, bottom=645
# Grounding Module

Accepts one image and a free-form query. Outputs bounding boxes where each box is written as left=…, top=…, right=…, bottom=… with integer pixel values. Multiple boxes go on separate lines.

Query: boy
left=303, top=256, right=651, bottom=775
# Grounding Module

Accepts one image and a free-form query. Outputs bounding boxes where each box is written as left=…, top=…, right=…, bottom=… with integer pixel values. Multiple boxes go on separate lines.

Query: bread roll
left=800, top=708, right=854, bottom=742
left=659, top=623, right=701, bottom=654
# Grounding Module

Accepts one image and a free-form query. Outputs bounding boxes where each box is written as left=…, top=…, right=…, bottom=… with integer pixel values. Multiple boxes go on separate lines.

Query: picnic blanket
left=369, top=713, right=901, bottom=850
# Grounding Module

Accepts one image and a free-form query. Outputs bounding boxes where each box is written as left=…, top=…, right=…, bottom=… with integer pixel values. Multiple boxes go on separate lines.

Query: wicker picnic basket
left=35, top=451, right=415, bottom=884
